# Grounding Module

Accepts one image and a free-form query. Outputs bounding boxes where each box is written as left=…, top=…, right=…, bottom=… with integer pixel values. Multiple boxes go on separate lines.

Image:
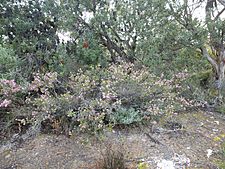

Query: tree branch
left=218, top=0, right=225, bottom=7
left=213, top=7, right=225, bottom=21
left=201, top=46, right=219, bottom=72
left=99, top=24, right=128, bottom=62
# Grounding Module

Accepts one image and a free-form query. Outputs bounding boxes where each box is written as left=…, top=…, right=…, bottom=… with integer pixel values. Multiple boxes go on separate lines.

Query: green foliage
left=1, top=0, right=225, bottom=138
left=0, top=46, right=17, bottom=79
left=218, top=162, right=225, bottom=169
left=110, top=107, right=142, bottom=125
left=178, top=67, right=224, bottom=105
left=0, top=0, right=60, bottom=76
left=76, top=33, right=106, bottom=66
left=138, top=162, right=149, bottom=169
left=215, top=105, right=225, bottom=115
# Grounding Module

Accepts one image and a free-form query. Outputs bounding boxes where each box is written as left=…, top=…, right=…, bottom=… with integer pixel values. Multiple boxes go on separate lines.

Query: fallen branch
left=144, top=133, right=164, bottom=145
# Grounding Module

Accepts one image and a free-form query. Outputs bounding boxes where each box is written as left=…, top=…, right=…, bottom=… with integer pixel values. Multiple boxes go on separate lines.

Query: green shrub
left=0, top=46, right=19, bottom=79
left=110, top=107, right=142, bottom=125
left=177, top=69, right=225, bottom=106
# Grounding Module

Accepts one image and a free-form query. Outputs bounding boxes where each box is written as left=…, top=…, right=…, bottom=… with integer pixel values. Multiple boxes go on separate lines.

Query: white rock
left=173, top=153, right=190, bottom=167
left=214, top=121, right=219, bottom=125
left=200, top=122, right=204, bottom=126
left=212, top=129, right=218, bottom=132
left=206, top=149, right=213, bottom=158
left=157, top=159, right=175, bottom=169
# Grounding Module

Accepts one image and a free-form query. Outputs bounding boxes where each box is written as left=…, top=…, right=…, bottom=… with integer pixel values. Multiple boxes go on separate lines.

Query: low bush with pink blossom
left=0, top=79, right=22, bottom=108
left=0, top=62, right=204, bottom=135
left=21, top=63, right=202, bottom=133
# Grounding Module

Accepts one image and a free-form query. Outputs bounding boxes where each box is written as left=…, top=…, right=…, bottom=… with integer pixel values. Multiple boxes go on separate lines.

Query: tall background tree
left=0, top=0, right=60, bottom=78
left=167, top=0, right=225, bottom=99
left=1, top=0, right=225, bottom=100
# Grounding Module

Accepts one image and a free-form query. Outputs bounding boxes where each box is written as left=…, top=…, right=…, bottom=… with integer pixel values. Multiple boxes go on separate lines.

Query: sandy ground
left=0, top=110, right=225, bottom=169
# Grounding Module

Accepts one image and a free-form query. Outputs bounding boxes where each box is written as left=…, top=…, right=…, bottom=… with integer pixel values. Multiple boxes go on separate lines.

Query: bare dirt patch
left=0, top=110, right=225, bottom=169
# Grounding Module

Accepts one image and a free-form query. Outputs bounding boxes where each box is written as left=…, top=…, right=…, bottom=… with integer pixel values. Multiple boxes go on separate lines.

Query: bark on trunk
left=201, top=46, right=225, bottom=99
left=217, top=62, right=225, bottom=99
left=204, top=0, right=225, bottom=100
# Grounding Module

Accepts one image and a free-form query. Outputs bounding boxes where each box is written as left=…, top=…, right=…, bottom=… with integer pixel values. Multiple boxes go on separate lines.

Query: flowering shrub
left=0, top=78, right=32, bottom=136
left=0, top=79, right=22, bottom=108
left=27, top=72, right=59, bottom=123
left=0, top=62, right=204, bottom=135
left=25, top=62, right=202, bottom=133
left=29, top=72, right=58, bottom=93
left=1, top=79, right=21, bottom=96
left=0, top=60, right=204, bottom=135
left=0, top=99, right=12, bottom=108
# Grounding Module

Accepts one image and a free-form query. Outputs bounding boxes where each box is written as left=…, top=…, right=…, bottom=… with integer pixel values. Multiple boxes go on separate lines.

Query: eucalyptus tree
left=167, top=0, right=225, bottom=99
left=0, top=0, right=60, bottom=77
left=58, top=0, right=169, bottom=63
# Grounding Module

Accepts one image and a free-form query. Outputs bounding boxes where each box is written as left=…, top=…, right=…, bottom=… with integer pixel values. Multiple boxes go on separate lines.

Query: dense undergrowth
left=1, top=1, right=225, bottom=168
left=0, top=60, right=207, bottom=139
left=0, top=42, right=222, bottom=142
left=1, top=0, right=225, bottom=143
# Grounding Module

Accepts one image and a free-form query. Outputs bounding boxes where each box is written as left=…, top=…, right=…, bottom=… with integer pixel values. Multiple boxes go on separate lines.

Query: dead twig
left=144, top=133, right=164, bottom=145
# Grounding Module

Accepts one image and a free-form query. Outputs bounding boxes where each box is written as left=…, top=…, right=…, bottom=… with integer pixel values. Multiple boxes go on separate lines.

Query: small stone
left=151, top=121, right=157, bottom=125
left=212, top=129, right=218, bottom=132
left=214, top=121, right=219, bottom=125
left=206, top=149, right=213, bottom=158
left=157, top=159, right=175, bottom=169
left=5, top=154, right=11, bottom=159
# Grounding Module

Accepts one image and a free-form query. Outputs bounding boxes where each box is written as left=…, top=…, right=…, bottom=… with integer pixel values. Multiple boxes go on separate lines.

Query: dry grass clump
left=95, top=144, right=126, bottom=169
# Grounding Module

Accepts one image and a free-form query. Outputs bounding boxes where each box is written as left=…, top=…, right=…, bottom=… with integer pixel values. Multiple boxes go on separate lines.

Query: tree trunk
left=204, top=0, right=225, bottom=100
left=217, top=61, right=225, bottom=99
left=201, top=46, right=225, bottom=99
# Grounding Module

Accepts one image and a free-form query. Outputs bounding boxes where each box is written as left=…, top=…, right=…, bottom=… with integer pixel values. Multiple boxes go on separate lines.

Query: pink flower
left=0, top=99, right=12, bottom=108
left=0, top=79, right=21, bottom=94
